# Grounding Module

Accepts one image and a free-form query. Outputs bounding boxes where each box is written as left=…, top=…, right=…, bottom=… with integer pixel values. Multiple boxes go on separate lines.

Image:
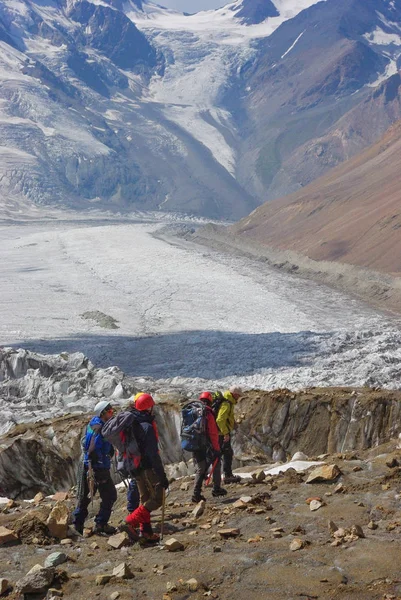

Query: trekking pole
left=205, top=458, right=218, bottom=487
left=87, top=462, right=95, bottom=508
left=160, top=488, right=166, bottom=541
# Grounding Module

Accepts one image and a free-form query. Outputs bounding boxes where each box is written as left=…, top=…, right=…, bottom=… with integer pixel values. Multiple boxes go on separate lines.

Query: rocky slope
left=0, top=441, right=401, bottom=599
left=231, top=117, right=401, bottom=276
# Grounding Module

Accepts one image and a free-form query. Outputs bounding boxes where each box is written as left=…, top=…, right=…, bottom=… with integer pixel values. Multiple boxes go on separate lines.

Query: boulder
left=107, top=532, right=130, bottom=549
left=112, top=563, right=134, bottom=579
left=164, top=538, right=184, bottom=552
left=0, top=526, right=18, bottom=544
left=290, top=538, right=304, bottom=551
left=46, top=502, right=69, bottom=539
left=44, top=552, right=68, bottom=568
left=306, top=465, right=341, bottom=483
left=15, top=567, right=55, bottom=594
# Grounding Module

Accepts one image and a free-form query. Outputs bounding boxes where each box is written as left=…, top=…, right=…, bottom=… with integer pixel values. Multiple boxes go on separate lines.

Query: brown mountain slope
left=232, top=119, right=401, bottom=276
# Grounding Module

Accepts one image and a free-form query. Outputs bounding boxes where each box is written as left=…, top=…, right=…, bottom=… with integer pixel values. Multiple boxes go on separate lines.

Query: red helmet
left=135, top=393, right=155, bottom=411
left=199, top=391, right=213, bottom=404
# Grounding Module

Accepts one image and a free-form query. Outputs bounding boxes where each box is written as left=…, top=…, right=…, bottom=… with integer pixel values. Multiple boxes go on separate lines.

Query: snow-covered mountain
left=1, top=0, right=401, bottom=219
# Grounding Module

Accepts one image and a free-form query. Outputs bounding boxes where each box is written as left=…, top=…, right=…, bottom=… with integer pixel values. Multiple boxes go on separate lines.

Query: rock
left=386, top=457, right=399, bottom=468
left=232, top=499, right=247, bottom=509
left=44, top=552, right=68, bottom=568
left=192, top=500, right=205, bottom=518
left=46, top=502, right=69, bottom=539
left=289, top=538, right=304, bottom=551
left=247, top=535, right=263, bottom=543
left=15, top=567, right=55, bottom=594
left=213, top=546, right=221, bottom=552
left=351, top=524, right=365, bottom=538
left=27, top=564, right=44, bottom=575
left=328, top=520, right=339, bottom=535
left=239, top=496, right=253, bottom=504
left=96, top=575, right=111, bottom=586
left=306, top=497, right=322, bottom=505
left=368, top=521, right=378, bottom=530
left=110, top=593, right=120, bottom=600
left=90, top=542, right=99, bottom=549
left=0, top=579, right=9, bottom=595
left=218, top=528, right=240, bottom=538
left=306, top=465, right=341, bottom=483
left=333, top=483, right=345, bottom=494
left=60, top=538, right=73, bottom=546
left=310, top=500, right=324, bottom=511
left=164, top=538, right=184, bottom=552
left=0, top=525, right=18, bottom=544
left=112, top=563, right=134, bottom=579
left=107, top=532, right=130, bottom=549
left=180, top=481, right=190, bottom=491
left=186, top=578, right=199, bottom=592
left=46, top=589, right=63, bottom=598
left=34, top=492, right=45, bottom=505
left=333, top=528, right=346, bottom=539
left=252, top=470, right=266, bottom=482
left=52, top=492, right=69, bottom=502
left=292, top=452, right=308, bottom=461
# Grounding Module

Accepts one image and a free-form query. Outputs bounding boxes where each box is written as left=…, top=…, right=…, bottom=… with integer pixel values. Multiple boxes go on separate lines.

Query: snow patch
left=281, top=29, right=305, bottom=59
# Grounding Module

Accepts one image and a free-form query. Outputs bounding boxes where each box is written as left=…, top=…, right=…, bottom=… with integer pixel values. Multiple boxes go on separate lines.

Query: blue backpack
left=181, top=401, right=208, bottom=452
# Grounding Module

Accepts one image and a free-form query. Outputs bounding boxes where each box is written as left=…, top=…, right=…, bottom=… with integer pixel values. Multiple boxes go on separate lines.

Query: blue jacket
left=83, top=416, right=113, bottom=470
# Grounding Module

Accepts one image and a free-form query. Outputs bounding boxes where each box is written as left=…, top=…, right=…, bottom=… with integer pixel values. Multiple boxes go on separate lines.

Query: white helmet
left=94, top=400, right=112, bottom=417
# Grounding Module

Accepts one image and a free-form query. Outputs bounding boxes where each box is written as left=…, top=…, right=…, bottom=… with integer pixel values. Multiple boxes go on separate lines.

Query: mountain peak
left=233, top=0, right=279, bottom=25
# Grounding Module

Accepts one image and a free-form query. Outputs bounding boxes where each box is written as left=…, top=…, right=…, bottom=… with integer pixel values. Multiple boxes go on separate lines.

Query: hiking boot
left=70, top=524, right=83, bottom=536
left=119, top=522, right=139, bottom=541
left=93, top=523, right=117, bottom=536
left=212, top=487, right=228, bottom=497
left=224, top=475, right=241, bottom=484
left=191, top=493, right=206, bottom=503
left=140, top=523, right=160, bottom=544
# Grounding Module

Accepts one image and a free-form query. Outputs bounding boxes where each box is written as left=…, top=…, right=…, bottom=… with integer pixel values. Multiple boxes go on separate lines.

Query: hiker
left=123, top=393, right=169, bottom=542
left=215, top=386, right=243, bottom=484
left=73, top=400, right=118, bottom=535
left=191, top=391, right=227, bottom=502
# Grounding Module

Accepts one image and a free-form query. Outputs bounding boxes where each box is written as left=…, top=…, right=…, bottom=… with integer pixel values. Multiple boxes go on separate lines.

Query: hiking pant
left=135, top=469, right=164, bottom=513
left=219, top=435, right=234, bottom=477
left=73, top=468, right=117, bottom=528
left=127, top=478, right=140, bottom=513
left=193, top=450, right=221, bottom=494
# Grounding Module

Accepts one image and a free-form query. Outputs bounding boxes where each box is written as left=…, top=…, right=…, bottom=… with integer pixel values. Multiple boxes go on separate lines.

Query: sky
left=159, top=0, right=227, bottom=12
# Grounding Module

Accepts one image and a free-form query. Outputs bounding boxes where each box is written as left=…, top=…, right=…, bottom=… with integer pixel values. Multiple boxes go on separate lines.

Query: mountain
left=231, top=113, right=401, bottom=276
left=1, top=0, right=401, bottom=219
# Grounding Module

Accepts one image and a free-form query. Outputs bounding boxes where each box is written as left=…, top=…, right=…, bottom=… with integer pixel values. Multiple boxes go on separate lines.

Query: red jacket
left=205, top=405, right=220, bottom=452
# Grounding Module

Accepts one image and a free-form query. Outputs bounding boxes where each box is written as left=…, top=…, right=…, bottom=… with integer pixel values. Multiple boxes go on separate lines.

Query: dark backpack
left=101, top=411, right=141, bottom=477
left=181, top=401, right=209, bottom=452
left=211, top=391, right=227, bottom=418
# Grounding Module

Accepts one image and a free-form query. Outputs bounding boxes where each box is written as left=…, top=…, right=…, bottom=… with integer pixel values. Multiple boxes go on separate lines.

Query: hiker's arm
left=216, top=402, right=230, bottom=436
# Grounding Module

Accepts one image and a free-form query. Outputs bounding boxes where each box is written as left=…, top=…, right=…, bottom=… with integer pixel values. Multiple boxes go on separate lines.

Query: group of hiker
left=72, top=386, right=243, bottom=543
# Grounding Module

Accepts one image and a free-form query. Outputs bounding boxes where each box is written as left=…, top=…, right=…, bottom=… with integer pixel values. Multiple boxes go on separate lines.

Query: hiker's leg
left=73, top=470, right=90, bottom=530
left=142, top=470, right=164, bottom=512
left=135, top=470, right=151, bottom=506
left=212, top=457, right=222, bottom=489
left=127, top=478, right=140, bottom=513
left=193, top=450, right=207, bottom=498
left=220, top=436, right=234, bottom=477
left=95, top=469, right=117, bottom=525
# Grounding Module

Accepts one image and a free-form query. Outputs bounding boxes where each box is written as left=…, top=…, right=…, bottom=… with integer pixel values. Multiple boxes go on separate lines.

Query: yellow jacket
left=215, top=391, right=237, bottom=436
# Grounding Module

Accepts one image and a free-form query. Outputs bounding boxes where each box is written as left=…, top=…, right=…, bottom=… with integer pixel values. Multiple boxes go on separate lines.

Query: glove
left=161, top=474, right=170, bottom=490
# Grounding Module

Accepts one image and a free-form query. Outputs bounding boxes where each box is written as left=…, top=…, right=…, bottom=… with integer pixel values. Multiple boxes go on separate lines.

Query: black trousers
left=193, top=450, right=221, bottom=494
left=73, top=468, right=117, bottom=527
left=219, top=435, right=234, bottom=477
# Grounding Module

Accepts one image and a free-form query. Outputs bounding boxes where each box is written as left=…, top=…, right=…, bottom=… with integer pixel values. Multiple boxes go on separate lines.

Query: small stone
left=211, top=516, right=221, bottom=525
left=0, top=526, right=18, bottom=545
left=0, top=579, right=9, bottom=595
left=232, top=499, right=247, bottom=509
left=186, top=578, right=199, bottom=592
left=112, top=563, right=134, bottom=579
left=386, top=457, right=399, bottom=468
left=331, top=539, right=342, bottom=547
left=328, top=520, right=339, bottom=535
left=333, top=528, right=346, bottom=539
left=368, top=521, right=378, bottom=530
left=60, top=538, right=73, bottom=546
left=310, top=500, right=324, bottom=511
left=333, top=483, right=345, bottom=494
left=52, top=492, right=69, bottom=502
left=306, top=497, right=322, bottom=505
left=44, top=552, right=68, bottom=568
left=192, top=500, right=205, bottom=518
left=110, top=593, right=120, bottom=600
left=239, top=496, right=253, bottom=504
left=253, top=470, right=266, bottom=482
left=350, top=524, right=365, bottom=538
left=33, top=492, right=45, bottom=506
left=164, top=538, right=184, bottom=552
left=166, top=582, right=178, bottom=592
left=289, top=538, right=304, bottom=551
left=218, top=528, right=240, bottom=538
left=247, top=535, right=263, bottom=543
left=90, top=542, right=100, bottom=549
left=382, top=484, right=390, bottom=491
left=213, top=546, right=221, bottom=552
left=180, top=482, right=190, bottom=491
left=352, top=466, right=362, bottom=472
left=200, top=524, right=212, bottom=530
left=107, top=532, right=130, bottom=549
left=46, top=589, right=63, bottom=598
left=96, top=575, right=111, bottom=586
